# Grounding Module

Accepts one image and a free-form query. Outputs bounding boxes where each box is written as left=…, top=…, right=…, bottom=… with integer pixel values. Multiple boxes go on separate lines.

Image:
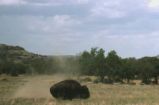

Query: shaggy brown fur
left=50, top=80, right=90, bottom=100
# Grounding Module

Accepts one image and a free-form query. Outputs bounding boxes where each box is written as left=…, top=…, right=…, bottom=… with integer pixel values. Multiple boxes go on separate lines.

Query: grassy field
left=1, top=75, right=159, bottom=105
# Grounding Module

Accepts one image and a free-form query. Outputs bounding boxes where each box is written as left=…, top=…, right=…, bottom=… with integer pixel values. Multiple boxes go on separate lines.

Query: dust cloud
left=13, top=56, right=80, bottom=99
left=13, top=74, right=75, bottom=99
left=53, top=56, right=80, bottom=75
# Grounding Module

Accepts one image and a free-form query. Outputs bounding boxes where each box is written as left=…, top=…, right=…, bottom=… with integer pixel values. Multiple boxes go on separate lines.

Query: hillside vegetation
left=0, top=44, right=45, bottom=63
left=0, top=44, right=78, bottom=76
left=0, top=44, right=55, bottom=75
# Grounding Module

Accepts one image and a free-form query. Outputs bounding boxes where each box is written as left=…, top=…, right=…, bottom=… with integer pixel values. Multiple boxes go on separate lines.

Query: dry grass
left=1, top=75, right=159, bottom=105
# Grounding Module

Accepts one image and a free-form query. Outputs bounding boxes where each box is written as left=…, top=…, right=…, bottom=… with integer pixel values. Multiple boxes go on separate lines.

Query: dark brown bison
left=50, top=80, right=90, bottom=100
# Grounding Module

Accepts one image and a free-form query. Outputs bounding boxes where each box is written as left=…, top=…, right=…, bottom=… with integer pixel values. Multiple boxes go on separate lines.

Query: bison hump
left=54, top=80, right=81, bottom=88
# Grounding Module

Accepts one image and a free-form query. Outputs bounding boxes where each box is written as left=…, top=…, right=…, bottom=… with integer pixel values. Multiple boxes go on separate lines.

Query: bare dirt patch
left=13, top=75, right=71, bottom=99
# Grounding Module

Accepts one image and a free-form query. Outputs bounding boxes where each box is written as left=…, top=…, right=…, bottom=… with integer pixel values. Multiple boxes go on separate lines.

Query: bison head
left=80, top=85, right=90, bottom=99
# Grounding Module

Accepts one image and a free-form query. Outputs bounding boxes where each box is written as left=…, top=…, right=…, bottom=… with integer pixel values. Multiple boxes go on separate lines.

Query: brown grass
left=1, top=75, right=159, bottom=105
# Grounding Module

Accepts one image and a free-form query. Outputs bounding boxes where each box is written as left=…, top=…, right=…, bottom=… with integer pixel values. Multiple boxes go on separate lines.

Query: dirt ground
left=1, top=75, right=159, bottom=105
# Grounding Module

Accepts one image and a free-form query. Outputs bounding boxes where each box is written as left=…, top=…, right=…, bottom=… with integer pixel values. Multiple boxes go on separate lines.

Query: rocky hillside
left=0, top=44, right=46, bottom=63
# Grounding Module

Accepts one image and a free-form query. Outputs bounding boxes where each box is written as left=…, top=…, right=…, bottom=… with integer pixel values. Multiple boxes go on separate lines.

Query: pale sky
left=0, top=0, right=159, bottom=58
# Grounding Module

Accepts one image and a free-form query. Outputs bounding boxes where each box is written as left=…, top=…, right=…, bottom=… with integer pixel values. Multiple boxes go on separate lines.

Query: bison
left=50, top=80, right=90, bottom=100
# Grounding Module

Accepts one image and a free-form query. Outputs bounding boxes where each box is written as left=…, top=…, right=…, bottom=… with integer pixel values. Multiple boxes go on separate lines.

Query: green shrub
left=128, top=82, right=136, bottom=85
left=80, top=77, right=92, bottom=82
left=10, top=71, right=18, bottom=77
left=140, top=83, right=145, bottom=85
left=0, top=78, right=9, bottom=82
left=93, top=79, right=100, bottom=84
left=103, top=79, right=114, bottom=84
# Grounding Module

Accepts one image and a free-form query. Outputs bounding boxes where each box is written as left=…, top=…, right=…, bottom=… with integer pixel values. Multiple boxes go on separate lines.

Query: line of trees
left=1, top=47, right=159, bottom=85
left=79, top=48, right=159, bottom=84
left=0, top=61, right=27, bottom=76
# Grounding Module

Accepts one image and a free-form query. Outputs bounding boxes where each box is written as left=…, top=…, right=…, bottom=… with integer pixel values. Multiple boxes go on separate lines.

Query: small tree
left=121, top=58, right=136, bottom=83
left=106, top=50, right=122, bottom=82
left=0, top=62, right=3, bottom=74
left=95, top=48, right=107, bottom=82
left=79, top=51, right=92, bottom=75
left=140, top=57, right=159, bottom=84
left=138, top=57, right=154, bottom=84
left=79, top=48, right=107, bottom=82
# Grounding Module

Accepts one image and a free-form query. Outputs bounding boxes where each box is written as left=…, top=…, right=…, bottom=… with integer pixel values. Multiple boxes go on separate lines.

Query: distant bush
left=0, top=78, right=9, bottom=82
left=93, top=79, right=99, bottom=84
left=128, top=82, right=136, bottom=85
left=103, top=79, right=114, bottom=84
left=93, top=77, right=101, bottom=84
left=10, top=70, right=18, bottom=77
left=140, top=83, right=145, bottom=85
left=80, top=77, right=92, bottom=82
